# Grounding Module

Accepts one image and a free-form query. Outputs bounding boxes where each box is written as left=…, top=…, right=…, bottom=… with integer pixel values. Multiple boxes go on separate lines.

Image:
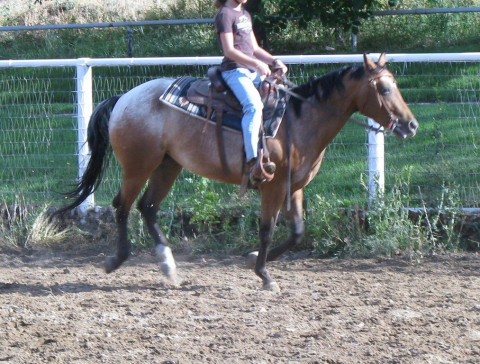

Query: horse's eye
left=380, top=87, right=391, bottom=95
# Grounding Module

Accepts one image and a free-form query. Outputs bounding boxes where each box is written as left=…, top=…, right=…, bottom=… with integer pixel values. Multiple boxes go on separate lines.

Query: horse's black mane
left=290, top=64, right=365, bottom=116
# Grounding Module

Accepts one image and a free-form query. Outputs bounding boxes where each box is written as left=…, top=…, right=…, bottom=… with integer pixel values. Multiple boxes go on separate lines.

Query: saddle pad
left=264, top=88, right=287, bottom=138
left=159, top=76, right=286, bottom=137
left=159, top=76, right=202, bottom=115
left=159, top=76, right=242, bottom=131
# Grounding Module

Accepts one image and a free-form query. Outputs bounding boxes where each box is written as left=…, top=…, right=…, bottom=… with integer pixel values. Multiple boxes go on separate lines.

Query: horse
left=55, top=53, right=418, bottom=291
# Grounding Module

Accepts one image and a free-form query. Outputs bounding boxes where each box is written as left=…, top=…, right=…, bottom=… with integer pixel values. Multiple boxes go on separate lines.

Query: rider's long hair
left=214, top=0, right=227, bottom=8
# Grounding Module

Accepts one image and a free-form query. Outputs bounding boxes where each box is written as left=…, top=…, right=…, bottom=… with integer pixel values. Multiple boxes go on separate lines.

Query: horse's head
left=360, top=53, right=418, bottom=139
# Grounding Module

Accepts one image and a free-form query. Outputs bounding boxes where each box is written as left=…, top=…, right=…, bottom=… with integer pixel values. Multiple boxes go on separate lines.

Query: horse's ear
left=377, top=52, right=387, bottom=67
left=363, top=53, right=377, bottom=72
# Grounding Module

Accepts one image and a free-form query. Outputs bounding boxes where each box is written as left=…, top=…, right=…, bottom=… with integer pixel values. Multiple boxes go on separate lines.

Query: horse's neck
left=288, top=96, right=355, bottom=180
left=295, top=96, right=353, bottom=147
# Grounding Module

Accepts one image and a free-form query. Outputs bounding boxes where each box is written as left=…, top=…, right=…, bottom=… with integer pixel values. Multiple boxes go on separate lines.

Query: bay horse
left=56, top=53, right=418, bottom=291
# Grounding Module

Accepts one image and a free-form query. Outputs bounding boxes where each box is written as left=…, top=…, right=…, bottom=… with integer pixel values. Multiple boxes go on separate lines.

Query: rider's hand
left=272, top=59, right=288, bottom=75
left=255, top=60, right=271, bottom=77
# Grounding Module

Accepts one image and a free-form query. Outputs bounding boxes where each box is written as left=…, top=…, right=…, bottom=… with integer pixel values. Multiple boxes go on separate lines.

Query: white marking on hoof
left=262, top=281, right=280, bottom=292
left=161, top=265, right=179, bottom=287
left=246, top=251, right=258, bottom=269
left=156, top=245, right=177, bottom=277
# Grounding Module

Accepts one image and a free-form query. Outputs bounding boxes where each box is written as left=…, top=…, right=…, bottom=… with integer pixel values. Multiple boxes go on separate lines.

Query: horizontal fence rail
left=0, top=53, right=479, bottom=213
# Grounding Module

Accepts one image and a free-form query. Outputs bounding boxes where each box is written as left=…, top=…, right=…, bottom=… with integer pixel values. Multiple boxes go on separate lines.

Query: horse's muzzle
left=393, top=119, right=419, bottom=139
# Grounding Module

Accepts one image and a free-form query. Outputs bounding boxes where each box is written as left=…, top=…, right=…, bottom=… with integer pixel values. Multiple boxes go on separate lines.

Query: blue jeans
left=221, top=68, right=263, bottom=162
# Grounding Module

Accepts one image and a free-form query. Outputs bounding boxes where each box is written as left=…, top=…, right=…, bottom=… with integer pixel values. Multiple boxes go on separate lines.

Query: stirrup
left=249, top=151, right=276, bottom=185
left=263, top=161, right=276, bottom=175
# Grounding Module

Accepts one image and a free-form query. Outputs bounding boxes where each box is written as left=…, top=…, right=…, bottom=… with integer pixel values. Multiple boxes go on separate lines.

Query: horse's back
left=108, top=78, right=175, bottom=161
left=113, top=78, right=174, bottom=113
left=109, top=78, right=174, bottom=130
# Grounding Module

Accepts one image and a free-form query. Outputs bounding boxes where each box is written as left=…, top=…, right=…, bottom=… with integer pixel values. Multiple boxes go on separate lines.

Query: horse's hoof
left=104, top=256, right=119, bottom=274
left=262, top=281, right=280, bottom=292
left=156, top=245, right=177, bottom=279
left=246, top=251, right=258, bottom=269
left=160, top=262, right=177, bottom=278
left=160, top=264, right=179, bottom=286
left=165, top=272, right=180, bottom=287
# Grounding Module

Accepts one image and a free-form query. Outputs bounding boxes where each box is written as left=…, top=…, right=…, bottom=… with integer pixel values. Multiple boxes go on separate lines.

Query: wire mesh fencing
left=0, top=56, right=479, bottom=212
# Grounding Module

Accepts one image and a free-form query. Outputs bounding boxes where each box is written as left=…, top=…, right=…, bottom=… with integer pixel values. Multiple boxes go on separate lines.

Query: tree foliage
left=261, top=0, right=381, bottom=34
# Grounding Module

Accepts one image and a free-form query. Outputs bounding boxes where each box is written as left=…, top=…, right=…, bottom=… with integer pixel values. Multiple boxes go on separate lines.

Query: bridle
left=266, top=66, right=401, bottom=134
left=363, top=66, right=400, bottom=133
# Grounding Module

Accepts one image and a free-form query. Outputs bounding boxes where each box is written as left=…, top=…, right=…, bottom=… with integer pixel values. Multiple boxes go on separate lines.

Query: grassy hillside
left=0, top=0, right=478, bottom=59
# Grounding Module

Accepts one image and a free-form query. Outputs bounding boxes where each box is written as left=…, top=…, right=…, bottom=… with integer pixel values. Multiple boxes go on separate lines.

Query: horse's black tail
left=53, top=95, right=121, bottom=216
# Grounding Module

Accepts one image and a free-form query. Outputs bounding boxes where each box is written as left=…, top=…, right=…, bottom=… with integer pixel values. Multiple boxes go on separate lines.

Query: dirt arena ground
left=1, top=247, right=479, bottom=364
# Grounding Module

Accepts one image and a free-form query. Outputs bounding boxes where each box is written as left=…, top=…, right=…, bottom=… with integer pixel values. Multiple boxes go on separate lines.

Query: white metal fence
left=0, top=53, right=479, bottom=211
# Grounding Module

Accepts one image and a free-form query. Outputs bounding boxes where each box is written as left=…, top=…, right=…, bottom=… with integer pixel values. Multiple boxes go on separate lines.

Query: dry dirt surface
left=0, top=248, right=479, bottom=364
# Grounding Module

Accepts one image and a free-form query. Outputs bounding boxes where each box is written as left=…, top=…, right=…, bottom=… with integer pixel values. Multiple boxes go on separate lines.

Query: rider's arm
left=250, top=32, right=288, bottom=75
left=219, top=31, right=271, bottom=76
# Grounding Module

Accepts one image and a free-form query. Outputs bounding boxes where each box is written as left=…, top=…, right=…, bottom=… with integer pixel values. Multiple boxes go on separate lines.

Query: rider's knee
left=243, top=100, right=263, bottom=116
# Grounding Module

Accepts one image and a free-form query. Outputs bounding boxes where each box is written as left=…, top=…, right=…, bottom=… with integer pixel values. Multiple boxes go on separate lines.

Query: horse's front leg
left=252, top=186, right=286, bottom=291
left=267, top=188, right=305, bottom=262
left=247, top=188, right=304, bottom=287
left=254, top=215, right=279, bottom=291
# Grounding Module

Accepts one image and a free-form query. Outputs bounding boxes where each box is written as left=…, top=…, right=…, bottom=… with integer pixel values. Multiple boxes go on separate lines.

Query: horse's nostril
left=409, top=120, right=419, bottom=131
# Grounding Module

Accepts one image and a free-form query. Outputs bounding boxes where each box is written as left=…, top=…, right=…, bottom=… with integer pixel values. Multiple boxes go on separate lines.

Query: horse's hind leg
left=105, top=171, right=151, bottom=273
left=137, top=155, right=182, bottom=280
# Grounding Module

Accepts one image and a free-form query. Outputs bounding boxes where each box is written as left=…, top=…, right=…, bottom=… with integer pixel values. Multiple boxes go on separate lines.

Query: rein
left=349, top=118, right=394, bottom=134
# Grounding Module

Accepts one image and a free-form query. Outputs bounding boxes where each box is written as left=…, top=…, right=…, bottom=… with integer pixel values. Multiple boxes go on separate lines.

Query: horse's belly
left=169, top=148, right=244, bottom=185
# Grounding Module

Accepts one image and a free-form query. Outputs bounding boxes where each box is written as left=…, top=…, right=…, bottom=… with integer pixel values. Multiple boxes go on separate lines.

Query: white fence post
left=367, top=118, right=385, bottom=205
left=76, top=58, right=94, bottom=213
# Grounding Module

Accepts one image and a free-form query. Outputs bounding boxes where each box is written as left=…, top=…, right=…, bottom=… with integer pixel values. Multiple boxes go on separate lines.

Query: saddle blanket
left=159, top=76, right=286, bottom=138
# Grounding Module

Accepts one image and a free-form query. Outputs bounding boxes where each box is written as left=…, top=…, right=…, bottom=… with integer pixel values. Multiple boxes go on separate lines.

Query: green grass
left=384, top=102, right=480, bottom=208
left=0, top=1, right=479, bottom=59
